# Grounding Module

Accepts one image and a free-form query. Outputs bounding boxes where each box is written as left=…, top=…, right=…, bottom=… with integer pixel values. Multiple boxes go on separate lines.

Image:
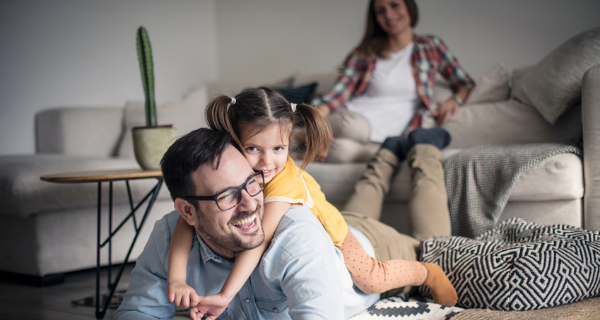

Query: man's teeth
left=232, top=215, right=255, bottom=226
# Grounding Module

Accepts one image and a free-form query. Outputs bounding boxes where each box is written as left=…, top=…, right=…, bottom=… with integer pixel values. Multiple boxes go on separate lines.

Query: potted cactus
left=132, top=26, right=176, bottom=170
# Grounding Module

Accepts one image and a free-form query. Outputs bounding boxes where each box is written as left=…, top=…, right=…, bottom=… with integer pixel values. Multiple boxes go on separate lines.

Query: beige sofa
left=1, top=29, right=599, bottom=283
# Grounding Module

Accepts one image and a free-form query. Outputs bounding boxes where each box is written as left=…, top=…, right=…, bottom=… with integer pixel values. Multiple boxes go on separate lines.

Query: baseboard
left=0, top=270, right=65, bottom=286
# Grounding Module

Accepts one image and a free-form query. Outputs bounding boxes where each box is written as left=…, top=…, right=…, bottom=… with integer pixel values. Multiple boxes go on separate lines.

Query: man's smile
left=231, top=213, right=258, bottom=232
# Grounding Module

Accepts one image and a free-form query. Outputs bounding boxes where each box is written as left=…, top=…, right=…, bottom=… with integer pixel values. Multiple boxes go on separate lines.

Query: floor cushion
left=419, top=217, right=600, bottom=311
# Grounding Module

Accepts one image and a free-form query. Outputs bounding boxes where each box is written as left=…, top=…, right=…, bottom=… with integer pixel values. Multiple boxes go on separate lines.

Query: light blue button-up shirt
left=116, top=206, right=378, bottom=320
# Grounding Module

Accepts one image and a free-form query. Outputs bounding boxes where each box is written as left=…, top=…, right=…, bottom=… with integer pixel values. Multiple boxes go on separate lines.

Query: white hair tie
left=230, top=97, right=236, bottom=105
left=290, top=103, right=297, bottom=112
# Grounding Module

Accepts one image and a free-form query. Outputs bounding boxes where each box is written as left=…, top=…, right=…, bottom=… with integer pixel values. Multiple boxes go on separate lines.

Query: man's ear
left=174, top=198, right=198, bottom=226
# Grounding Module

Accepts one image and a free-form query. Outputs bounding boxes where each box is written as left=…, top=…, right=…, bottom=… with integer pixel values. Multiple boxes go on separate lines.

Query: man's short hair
left=160, top=128, right=236, bottom=203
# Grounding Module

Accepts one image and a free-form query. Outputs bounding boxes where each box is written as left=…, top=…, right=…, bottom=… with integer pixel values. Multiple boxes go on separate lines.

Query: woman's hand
left=432, top=98, right=460, bottom=126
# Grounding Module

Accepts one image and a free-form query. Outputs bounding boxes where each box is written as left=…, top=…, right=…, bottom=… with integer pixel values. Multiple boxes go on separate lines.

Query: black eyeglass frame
left=182, top=171, right=264, bottom=211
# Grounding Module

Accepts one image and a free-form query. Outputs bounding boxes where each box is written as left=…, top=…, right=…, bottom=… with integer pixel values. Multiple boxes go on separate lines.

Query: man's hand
left=167, top=280, right=200, bottom=309
left=189, top=293, right=233, bottom=320
left=432, top=98, right=460, bottom=126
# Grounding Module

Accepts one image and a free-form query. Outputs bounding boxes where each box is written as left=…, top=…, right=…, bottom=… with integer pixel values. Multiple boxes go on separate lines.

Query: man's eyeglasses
left=183, top=171, right=264, bottom=211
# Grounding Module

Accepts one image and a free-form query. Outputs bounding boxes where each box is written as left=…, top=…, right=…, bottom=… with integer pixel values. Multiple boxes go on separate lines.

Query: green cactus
left=136, top=26, right=157, bottom=127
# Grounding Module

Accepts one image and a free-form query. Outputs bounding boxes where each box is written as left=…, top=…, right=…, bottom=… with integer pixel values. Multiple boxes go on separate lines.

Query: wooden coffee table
left=41, top=169, right=163, bottom=319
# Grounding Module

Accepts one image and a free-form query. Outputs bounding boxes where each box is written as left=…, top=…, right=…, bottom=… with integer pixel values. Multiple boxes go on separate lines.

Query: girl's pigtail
left=205, top=95, right=244, bottom=153
left=295, top=103, right=331, bottom=170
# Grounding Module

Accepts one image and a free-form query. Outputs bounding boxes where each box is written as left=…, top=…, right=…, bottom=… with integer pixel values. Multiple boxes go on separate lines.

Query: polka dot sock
left=338, top=232, right=427, bottom=294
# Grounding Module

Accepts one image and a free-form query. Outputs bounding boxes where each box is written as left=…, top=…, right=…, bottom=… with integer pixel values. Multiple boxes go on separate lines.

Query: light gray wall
left=416, top=0, right=600, bottom=79
left=0, top=0, right=218, bottom=155
left=215, top=0, right=367, bottom=82
left=215, top=0, right=600, bottom=81
left=2, top=0, right=599, bottom=155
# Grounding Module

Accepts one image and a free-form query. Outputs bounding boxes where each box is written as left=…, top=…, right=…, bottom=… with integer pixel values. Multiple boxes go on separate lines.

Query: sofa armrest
left=0, top=154, right=170, bottom=218
left=36, top=106, right=124, bottom=157
left=582, top=64, right=600, bottom=231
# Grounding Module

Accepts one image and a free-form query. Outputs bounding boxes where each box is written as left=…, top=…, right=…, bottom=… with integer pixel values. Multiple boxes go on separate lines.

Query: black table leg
left=90, top=178, right=163, bottom=319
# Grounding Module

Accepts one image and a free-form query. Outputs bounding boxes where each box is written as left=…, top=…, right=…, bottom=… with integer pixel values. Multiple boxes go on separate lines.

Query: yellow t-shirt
left=264, top=156, right=348, bottom=246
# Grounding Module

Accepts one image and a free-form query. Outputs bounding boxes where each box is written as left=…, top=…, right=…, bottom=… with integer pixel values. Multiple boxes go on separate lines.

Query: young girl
left=167, top=87, right=456, bottom=319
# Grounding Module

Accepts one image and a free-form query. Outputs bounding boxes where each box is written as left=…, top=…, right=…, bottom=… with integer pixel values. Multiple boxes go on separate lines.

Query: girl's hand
left=167, top=280, right=200, bottom=308
left=189, top=307, right=204, bottom=320
left=432, top=99, right=460, bottom=126
left=190, top=293, right=233, bottom=320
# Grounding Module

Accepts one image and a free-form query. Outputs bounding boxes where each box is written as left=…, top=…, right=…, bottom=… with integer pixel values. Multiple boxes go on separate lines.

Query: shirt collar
left=194, top=230, right=233, bottom=265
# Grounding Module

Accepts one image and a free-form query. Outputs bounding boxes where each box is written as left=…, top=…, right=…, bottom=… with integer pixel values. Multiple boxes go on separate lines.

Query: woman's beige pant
left=342, top=145, right=451, bottom=297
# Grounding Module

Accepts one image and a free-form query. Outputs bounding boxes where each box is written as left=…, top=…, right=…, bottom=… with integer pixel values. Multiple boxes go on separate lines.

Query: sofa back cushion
left=442, top=99, right=582, bottom=149
left=422, top=62, right=511, bottom=129
left=466, top=62, right=511, bottom=105
left=511, top=27, right=600, bottom=124
left=117, top=86, right=208, bottom=158
left=36, top=107, right=124, bottom=157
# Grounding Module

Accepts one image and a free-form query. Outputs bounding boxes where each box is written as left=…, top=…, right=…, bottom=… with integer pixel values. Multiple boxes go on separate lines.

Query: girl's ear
left=174, top=198, right=198, bottom=226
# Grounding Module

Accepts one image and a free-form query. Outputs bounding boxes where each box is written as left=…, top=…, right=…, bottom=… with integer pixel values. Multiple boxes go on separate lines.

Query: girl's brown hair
left=205, top=87, right=331, bottom=170
left=352, top=0, right=418, bottom=59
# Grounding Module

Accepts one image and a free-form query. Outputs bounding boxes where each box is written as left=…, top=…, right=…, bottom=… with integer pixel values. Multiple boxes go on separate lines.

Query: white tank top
left=346, top=42, right=420, bottom=142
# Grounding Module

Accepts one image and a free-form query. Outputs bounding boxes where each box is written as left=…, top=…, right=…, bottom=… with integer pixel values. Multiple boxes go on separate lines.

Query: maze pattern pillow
left=349, top=293, right=463, bottom=320
left=419, top=218, right=600, bottom=311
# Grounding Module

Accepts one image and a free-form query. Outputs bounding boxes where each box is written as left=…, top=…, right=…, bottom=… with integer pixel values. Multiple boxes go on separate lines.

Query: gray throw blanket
left=443, top=142, right=582, bottom=238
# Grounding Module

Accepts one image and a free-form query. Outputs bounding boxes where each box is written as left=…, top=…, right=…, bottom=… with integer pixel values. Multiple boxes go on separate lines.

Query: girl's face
left=240, top=123, right=291, bottom=184
left=373, top=0, right=411, bottom=37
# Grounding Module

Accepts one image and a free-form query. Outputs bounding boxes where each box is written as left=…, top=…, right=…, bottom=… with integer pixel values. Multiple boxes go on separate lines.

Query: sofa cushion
left=511, top=27, right=600, bottom=124
left=117, top=86, right=208, bottom=158
left=466, top=62, right=510, bottom=105
left=510, top=65, right=533, bottom=89
left=443, top=99, right=582, bottom=149
left=401, top=152, right=582, bottom=202
left=422, top=62, right=510, bottom=129
left=304, top=151, right=583, bottom=205
left=36, top=107, right=124, bottom=157
left=0, top=155, right=171, bottom=218
left=419, top=218, right=600, bottom=311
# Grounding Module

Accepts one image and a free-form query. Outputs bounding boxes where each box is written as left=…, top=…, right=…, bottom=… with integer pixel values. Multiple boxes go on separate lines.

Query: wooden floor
left=0, top=264, right=188, bottom=320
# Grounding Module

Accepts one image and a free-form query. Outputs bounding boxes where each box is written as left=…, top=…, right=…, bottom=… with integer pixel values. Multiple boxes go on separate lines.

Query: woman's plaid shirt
left=315, top=34, right=475, bottom=131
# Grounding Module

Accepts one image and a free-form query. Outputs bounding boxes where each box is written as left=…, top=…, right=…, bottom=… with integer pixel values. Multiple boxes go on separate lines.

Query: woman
left=314, top=0, right=475, bottom=163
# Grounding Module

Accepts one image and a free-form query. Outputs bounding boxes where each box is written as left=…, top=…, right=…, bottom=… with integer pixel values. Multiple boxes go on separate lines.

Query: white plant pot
left=132, top=125, right=177, bottom=170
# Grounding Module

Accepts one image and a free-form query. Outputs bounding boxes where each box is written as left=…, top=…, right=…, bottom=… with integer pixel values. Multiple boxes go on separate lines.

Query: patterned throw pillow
left=419, top=218, right=600, bottom=311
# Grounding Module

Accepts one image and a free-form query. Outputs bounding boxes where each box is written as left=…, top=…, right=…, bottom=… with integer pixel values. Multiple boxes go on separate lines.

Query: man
left=116, top=128, right=378, bottom=319
left=117, top=127, right=455, bottom=319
